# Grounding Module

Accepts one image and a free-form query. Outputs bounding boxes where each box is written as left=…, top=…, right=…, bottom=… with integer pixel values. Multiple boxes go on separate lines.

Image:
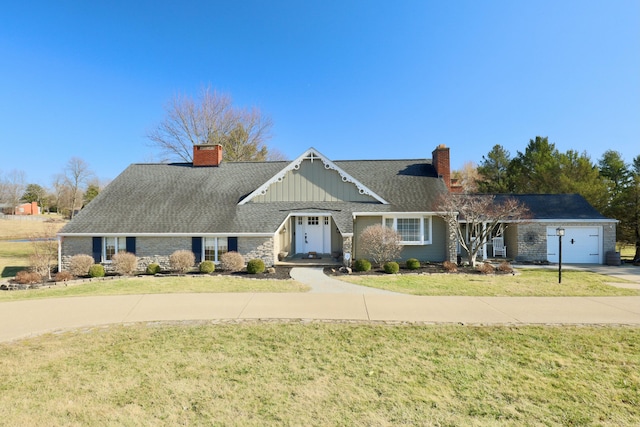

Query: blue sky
left=1, top=0, right=638, bottom=186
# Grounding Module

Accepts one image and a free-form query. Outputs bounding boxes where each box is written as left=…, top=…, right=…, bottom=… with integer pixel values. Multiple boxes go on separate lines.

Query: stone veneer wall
left=60, top=235, right=276, bottom=272
left=238, top=237, right=274, bottom=266
left=60, top=236, right=93, bottom=270
left=342, top=235, right=353, bottom=267
left=514, top=222, right=616, bottom=263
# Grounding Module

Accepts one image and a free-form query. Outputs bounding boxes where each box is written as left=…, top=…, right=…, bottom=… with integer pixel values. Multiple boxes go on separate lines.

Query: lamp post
left=556, top=227, right=565, bottom=284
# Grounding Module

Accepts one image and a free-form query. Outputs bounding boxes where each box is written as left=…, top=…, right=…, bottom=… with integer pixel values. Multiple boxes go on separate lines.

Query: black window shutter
left=126, top=237, right=136, bottom=254
left=192, top=237, right=202, bottom=263
left=228, top=237, right=238, bottom=252
left=92, top=237, right=102, bottom=263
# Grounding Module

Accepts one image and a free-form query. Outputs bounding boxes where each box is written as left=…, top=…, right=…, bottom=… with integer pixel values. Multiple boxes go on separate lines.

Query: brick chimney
left=432, top=144, right=452, bottom=190
left=193, top=144, right=223, bottom=167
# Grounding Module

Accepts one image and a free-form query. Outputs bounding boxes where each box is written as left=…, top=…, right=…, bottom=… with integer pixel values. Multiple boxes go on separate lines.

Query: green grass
left=0, top=275, right=309, bottom=301
left=337, top=269, right=640, bottom=296
left=0, top=241, right=32, bottom=278
left=0, top=323, right=637, bottom=426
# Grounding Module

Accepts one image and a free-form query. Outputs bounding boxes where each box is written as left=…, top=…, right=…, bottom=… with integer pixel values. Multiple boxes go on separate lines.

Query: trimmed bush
left=169, top=250, right=195, bottom=274
left=442, top=260, right=458, bottom=273
left=199, top=260, right=216, bottom=274
left=220, top=251, right=245, bottom=272
left=54, top=271, right=73, bottom=282
left=68, top=254, right=95, bottom=277
left=477, top=262, right=495, bottom=275
left=14, top=270, right=41, bottom=285
left=112, top=252, right=138, bottom=276
left=246, top=258, right=265, bottom=274
left=406, top=258, right=421, bottom=270
left=146, top=263, right=161, bottom=275
left=383, top=261, right=400, bottom=274
left=497, top=261, right=514, bottom=273
left=353, top=259, right=371, bottom=272
left=88, top=264, right=105, bottom=278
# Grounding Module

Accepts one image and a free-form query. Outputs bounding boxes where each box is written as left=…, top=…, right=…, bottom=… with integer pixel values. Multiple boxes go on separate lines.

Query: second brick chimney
left=193, top=144, right=223, bottom=167
left=432, top=144, right=452, bottom=190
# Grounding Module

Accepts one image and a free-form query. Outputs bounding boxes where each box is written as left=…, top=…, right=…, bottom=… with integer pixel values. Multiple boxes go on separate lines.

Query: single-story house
left=57, top=144, right=617, bottom=270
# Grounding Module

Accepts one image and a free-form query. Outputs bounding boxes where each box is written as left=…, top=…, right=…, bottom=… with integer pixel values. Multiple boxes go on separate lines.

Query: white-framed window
left=308, top=217, right=319, bottom=225
left=203, top=237, right=228, bottom=262
left=382, top=216, right=432, bottom=245
left=104, top=237, right=126, bottom=261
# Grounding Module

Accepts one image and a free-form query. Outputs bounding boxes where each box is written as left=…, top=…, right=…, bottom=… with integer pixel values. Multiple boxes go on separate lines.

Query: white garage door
left=547, top=226, right=602, bottom=264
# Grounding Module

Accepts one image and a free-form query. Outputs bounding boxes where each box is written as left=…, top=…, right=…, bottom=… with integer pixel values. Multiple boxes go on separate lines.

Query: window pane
left=204, top=237, right=215, bottom=261
left=397, top=218, right=420, bottom=241
left=105, top=237, right=116, bottom=260
left=423, top=217, right=430, bottom=241
left=308, top=217, right=319, bottom=225
left=218, top=237, right=228, bottom=257
left=385, top=218, right=394, bottom=229
left=117, top=237, right=126, bottom=252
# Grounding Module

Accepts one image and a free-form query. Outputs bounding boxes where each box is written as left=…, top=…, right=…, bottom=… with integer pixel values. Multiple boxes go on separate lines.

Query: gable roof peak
left=238, top=147, right=389, bottom=205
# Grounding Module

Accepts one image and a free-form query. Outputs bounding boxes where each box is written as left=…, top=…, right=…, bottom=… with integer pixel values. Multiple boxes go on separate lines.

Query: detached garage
left=496, top=194, right=618, bottom=265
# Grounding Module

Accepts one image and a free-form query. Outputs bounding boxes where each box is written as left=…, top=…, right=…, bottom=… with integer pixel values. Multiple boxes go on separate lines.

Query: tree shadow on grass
left=2, top=266, right=27, bottom=278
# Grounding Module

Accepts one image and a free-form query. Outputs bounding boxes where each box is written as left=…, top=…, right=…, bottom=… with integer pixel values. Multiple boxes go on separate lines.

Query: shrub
left=477, top=262, right=495, bottom=275
left=111, top=252, right=138, bottom=276
left=220, top=251, right=245, bottom=272
left=199, top=260, right=216, bottom=274
left=146, top=263, right=161, bottom=275
left=442, top=260, right=458, bottom=273
left=88, top=264, right=105, bottom=278
left=69, top=254, right=95, bottom=277
left=406, top=258, right=421, bottom=270
left=383, top=261, right=400, bottom=274
left=353, top=258, right=371, bottom=272
left=497, top=261, right=514, bottom=273
left=14, top=270, right=41, bottom=285
left=54, top=271, right=73, bottom=282
left=359, top=224, right=402, bottom=267
left=246, top=259, right=265, bottom=274
left=169, top=250, right=195, bottom=273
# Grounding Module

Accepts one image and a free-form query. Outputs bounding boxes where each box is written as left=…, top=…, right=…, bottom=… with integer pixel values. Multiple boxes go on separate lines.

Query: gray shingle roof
left=61, top=158, right=449, bottom=235
left=495, top=194, right=610, bottom=220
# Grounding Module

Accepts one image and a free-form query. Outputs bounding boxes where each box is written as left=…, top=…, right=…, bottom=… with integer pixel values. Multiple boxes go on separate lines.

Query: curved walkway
left=1, top=266, right=639, bottom=343
left=290, top=267, right=401, bottom=294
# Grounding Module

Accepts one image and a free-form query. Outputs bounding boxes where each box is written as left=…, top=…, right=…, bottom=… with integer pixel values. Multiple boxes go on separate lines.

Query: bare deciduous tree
left=63, top=158, right=93, bottom=219
left=452, top=161, right=480, bottom=193
left=29, top=223, right=58, bottom=281
left=437, top=193, right=530, bottom=266
left=147, top=86, right=274, bottom=162
left=359, top=224, right=403, bottom=267
left=0, top=170, right=26, bottom=213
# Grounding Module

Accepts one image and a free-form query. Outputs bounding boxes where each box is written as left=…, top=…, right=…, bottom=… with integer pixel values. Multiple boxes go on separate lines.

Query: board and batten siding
left=250, top=160, right=377, bottom=203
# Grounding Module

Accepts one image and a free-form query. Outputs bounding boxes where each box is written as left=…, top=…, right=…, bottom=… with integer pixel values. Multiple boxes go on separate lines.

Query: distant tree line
left=0, top=157, right=102, bottom=219
left=470, top=136, right=640, bottom=260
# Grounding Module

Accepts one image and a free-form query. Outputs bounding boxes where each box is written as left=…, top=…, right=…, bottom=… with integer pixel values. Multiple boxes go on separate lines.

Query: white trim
left=381, top=215, right=433, bottom=245
left=238, top=147, right=389, bottom=205
left=353, top=211, right=442, bottom=218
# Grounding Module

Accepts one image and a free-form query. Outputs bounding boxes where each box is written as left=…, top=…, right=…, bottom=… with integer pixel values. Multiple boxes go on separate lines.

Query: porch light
left=556, top=227, right=565, bottom=283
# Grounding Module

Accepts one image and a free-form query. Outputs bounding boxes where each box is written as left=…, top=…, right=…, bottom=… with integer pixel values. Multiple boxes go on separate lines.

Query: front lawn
left=0, top=275, right=309, bottom=301
left=335, top=268, right=640, bottom=296
left=0, top=323, right=637, bottom=426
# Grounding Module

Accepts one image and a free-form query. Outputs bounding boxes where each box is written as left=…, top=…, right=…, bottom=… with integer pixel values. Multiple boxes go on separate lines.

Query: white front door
left=295, top=216, right=331, bottom=254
